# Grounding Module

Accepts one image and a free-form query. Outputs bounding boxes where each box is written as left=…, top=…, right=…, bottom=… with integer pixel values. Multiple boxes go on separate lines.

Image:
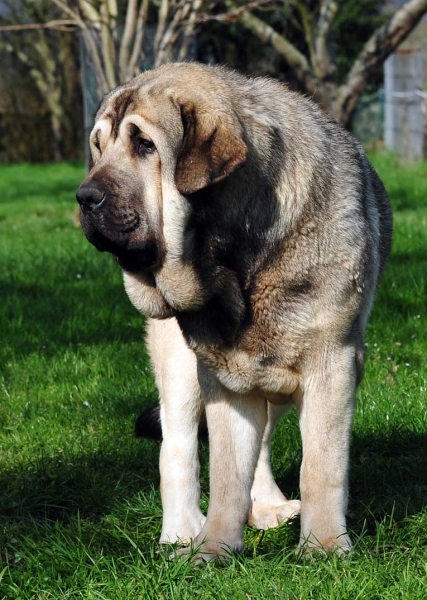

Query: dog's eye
left=138, top=139, right=156, bottom=156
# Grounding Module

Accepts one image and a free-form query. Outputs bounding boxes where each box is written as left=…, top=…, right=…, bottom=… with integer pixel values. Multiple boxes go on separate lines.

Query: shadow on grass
left=1, top=430, right=426, bottom=549
left=0, top=277, right=146, bottom=360
left=391, top=251, right=427, bottom=267
left=0, top=441, right=161, bottom=524
left=349, top=431, right=427, bottom=525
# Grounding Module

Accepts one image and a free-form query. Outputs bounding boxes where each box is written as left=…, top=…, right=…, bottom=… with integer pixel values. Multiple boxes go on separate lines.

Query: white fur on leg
left=175, top=377, right=268, bottom=561
left=147, top=318, right=206, bottom=543
left=298, top=346, right=356, bottom=553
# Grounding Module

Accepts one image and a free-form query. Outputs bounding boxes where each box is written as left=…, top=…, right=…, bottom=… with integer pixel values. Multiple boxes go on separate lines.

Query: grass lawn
left=0, top=154, right=426, bottom=599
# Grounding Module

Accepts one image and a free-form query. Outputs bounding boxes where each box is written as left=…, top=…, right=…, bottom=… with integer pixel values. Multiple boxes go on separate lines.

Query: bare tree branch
left=231, top=5, right=318, bottom=94
left=0, top=20, right=76, bottom=32
left=49, top=0, right=80, bottom=23
left=154, top=0, right=170, bottom=54
left=295, top=0, right=316, bottom=71
left=50, top=0, right=109, bottom=94
left=119, top=0, right=138, bottom=78
left=228, top=0, right=427, bottom=125
left=99, top=0, right=118, bottom=88
left=106, top=0, right=119, bottom=47
left=316, top=0, right=340, bottom=43
left=194, top=0, right=274, bottom=24
left=339, top=0, right=427, bottom=122
left=178, top=0, right=203, bottom=61
left=79, top=0, right=101, bottom=28
left=156, top=0, right=193, bottom=66
left=128, top=0, right=149, bottom=77
left=314, top=0, right=339, bottom=78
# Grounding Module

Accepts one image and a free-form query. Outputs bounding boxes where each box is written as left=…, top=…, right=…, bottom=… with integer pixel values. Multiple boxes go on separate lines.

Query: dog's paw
left=171, top=535, right=242, bottom=564
left=172, top=544, right=225, bottom=564
left=249, top=499, right=301, bottom=530
left=159, top=513, right=206, bottom=545
left=297, top=533, right=352, bottom=557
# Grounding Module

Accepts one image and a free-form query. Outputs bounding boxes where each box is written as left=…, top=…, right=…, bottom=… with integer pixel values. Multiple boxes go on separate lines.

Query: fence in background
left=384, top=49, right=424, bottom=161
left=79, top=33, right=102, bottom=168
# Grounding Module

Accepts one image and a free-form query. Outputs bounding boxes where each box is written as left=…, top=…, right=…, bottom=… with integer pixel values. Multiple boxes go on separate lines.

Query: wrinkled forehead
left=94, top=80, right=181, bottom=141
left=96, top=88, right=135, bottom=135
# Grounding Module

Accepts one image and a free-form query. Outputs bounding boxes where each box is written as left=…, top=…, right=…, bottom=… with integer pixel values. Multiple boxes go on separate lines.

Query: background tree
left=0, top=0, right=208, bottom=162
left=0, top=0, right=82, bottom=161
left=50, top=0, right=206, bottom=96
left=2, top=0, right=427, bottom=161
left=225, top=0, right=427, bottom=125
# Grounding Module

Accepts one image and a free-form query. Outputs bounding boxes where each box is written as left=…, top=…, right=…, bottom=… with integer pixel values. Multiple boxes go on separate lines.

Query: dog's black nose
left=76, top=183, right=106, bottom=211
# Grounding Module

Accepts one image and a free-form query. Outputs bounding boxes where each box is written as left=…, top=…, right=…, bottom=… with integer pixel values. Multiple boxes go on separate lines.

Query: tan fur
left=77, top=63, right=392, bottom=561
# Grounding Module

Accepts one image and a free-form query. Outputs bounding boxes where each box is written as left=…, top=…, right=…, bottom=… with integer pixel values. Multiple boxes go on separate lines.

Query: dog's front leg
left=147, top=318, right=206, bottom=543
left=175, top=373, right=267, bottom=562
left=298, top=345, right=356, bottom=553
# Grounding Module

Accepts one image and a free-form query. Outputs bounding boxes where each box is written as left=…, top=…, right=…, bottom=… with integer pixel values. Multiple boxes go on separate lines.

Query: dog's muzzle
left=77, top=182, right=160, bottom=272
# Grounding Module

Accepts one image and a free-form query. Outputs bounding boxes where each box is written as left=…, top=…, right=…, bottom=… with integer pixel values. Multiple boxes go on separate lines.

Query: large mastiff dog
left=77, top=63, right=392, bottom=561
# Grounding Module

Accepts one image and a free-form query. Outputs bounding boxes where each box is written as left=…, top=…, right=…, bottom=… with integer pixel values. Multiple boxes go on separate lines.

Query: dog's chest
left=177, top=306, right=310, bottom=398
left=200, top=345, right=302, bottom=398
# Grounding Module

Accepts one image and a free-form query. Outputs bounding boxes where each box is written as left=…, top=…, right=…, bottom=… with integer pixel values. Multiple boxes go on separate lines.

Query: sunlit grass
left=0, top=156, right=426, bottom=598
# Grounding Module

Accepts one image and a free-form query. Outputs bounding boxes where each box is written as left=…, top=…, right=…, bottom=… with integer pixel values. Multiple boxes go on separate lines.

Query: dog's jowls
left=77, top=63, right=392, bottom=561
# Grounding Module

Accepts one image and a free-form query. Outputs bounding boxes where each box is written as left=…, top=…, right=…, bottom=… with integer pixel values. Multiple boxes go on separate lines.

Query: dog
left=77, top=63, right=392, bottom=561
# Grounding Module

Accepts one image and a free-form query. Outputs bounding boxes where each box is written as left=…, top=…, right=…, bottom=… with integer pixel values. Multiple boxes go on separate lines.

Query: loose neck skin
left=122, top=181, right=204, bottom=319
left=122, top=83, right=322, bottom=325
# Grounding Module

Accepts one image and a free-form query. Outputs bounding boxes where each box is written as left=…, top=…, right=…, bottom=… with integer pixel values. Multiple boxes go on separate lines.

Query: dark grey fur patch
left=288, top=277, right=314, bottom=296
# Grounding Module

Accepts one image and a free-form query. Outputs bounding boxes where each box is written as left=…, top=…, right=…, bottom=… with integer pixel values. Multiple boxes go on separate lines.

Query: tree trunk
left=233, top=0, right=427, bottom=126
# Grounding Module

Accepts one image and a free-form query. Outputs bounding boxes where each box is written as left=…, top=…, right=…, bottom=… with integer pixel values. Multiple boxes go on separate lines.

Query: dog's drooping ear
left=175, top=102, right=248, bottom=194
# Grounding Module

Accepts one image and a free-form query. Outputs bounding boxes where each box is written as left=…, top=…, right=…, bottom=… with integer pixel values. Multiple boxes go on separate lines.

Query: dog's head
left=77, top=64, right=248, bottom=273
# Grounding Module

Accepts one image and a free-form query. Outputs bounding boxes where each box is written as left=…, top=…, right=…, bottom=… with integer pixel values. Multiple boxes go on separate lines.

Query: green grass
left=0, top=154, right=426, bottom=599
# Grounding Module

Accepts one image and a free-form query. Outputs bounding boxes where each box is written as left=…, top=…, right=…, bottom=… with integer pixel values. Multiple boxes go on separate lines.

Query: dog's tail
left=135, top=405, right=208, bottom=441
left=135, top=406, right=163, bottom=440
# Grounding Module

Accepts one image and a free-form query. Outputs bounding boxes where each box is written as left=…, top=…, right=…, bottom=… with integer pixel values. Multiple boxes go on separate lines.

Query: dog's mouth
left=80, top=209, right=160, bottom=272
left=115, top=243, right=159, bottom=272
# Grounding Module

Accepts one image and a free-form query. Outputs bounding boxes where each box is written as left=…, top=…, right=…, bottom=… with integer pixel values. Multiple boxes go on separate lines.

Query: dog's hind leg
left=249, top=401, right=300, bottom=530
left=147, top=318, right=206, bottom=544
